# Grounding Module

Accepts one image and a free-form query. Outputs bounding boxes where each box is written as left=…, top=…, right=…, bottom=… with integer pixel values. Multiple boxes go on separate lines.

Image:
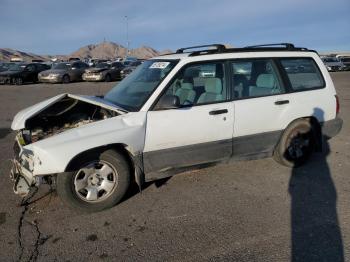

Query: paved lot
left=0, top=73, right=349, bottom=261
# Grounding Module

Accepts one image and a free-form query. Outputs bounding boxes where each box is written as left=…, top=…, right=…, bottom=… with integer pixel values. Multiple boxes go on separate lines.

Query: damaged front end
left=11, top=94, right=124, bottom=196
left=11, top=137, right=37, bottom=196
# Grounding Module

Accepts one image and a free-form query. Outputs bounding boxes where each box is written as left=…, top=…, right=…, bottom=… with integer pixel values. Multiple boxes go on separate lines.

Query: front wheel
left=56, top=149, right=130, bottom=212
left=274, top=119, right=315, bottom=167
left=14, top=77, right=23, bottom=85
left=105, top=74, right=111, bottom=82
left=62, top=74, right=70, bottom=84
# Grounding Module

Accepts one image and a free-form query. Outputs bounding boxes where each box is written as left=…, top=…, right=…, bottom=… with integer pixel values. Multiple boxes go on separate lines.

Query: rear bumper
left=322, top=117, right=343, bottom=139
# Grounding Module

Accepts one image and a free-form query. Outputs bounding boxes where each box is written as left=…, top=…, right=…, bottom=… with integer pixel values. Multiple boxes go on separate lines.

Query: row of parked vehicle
left=321, top=55, right=350, bottom=72
left=0, top=59, right=143, bottom=85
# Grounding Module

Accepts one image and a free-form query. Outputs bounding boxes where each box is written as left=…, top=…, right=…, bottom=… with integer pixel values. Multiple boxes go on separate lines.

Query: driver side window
left=26, top=64, right=36, bottom=72
left=156, top=62, right=227, bottom=109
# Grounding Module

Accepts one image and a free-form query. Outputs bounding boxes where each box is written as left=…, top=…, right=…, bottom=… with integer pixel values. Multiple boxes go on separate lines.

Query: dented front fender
left=23, top=111, right=147, bottom=175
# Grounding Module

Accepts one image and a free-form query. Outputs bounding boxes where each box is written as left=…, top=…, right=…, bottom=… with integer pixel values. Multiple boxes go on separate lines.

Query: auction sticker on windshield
left=149, top=62, right=170, bottom=69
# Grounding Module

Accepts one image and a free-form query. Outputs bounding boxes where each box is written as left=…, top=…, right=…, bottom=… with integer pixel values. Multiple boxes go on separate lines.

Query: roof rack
left=244, top=43, right=296, bottom=49
left=176, top=44, right=226, bottom=54
left=161, top=43, right=314, bottom=57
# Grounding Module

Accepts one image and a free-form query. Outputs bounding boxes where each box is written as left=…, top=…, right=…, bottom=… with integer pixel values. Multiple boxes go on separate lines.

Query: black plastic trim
left=143, top=130, right=283, bottom=181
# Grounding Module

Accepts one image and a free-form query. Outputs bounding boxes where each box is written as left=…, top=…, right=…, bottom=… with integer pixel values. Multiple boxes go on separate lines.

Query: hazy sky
left=0, top=0, right=349, bottom=54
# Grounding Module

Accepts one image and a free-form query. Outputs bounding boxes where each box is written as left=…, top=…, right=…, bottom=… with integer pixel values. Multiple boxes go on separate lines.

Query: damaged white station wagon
left=11, top=44, right=343, bottom=212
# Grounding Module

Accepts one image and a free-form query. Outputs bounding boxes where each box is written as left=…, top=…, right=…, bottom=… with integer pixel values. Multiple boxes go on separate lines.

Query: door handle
left=275, top=100, right=289, bottom=105
left=209, top=109, right=228, bottom=115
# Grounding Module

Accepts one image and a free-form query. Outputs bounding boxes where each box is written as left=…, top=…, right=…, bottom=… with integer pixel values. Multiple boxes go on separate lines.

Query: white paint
left=144, top=102, right=234, bottom=152
left=11, top=49, right=338, bottom=180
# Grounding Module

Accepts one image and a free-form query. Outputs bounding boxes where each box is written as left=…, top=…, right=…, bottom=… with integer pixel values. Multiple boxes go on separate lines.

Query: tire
left=105, top=74, right=111, bottom=82
left=14, top=77, right=23, bottom=85
left=56, top=149, right=131, bottom=212
left=273, top=119, right=315, bottom=167
left=62, top=74, right=70, bottom=84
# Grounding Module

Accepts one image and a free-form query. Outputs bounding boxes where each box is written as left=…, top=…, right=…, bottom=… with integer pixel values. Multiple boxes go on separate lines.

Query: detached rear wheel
left=56, top=149, right=130, bottom=212
left=274, top=119, right=315, bottom=167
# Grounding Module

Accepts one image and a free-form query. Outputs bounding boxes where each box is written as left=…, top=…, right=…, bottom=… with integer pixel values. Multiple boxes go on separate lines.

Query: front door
left=143, top=61, right=234, bottom=175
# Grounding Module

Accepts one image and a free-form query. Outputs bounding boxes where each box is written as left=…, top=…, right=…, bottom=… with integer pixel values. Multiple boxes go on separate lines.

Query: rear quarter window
left=280, top=58, right=325, bottom=91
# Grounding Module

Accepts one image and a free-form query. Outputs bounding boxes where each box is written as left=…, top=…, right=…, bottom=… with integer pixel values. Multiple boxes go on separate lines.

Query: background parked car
left=321, top=57, right=346, bottom=71
left=0, top=62, right=13, bottom=72
left=82, top=62, right=124, bottom=82
left=88, top=59, right=109, bottom=67
left=38, top=61, right=89, bottom=83
left=120, top=61, right=142, bottom=78
left=338, top=56, right=350, bottom=71
left=0, top=63, right=50, bottom=85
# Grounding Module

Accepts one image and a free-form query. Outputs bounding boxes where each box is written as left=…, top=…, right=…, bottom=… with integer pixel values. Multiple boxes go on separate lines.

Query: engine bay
left=20, top=96, right=119, bottom=144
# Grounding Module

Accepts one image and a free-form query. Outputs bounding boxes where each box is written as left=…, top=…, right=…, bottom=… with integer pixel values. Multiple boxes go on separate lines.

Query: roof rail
left=159, top=43, right=315, bottom=58
left=244, top=43, right=296, bottom=50
left=176, top=44, right=226, bottom=54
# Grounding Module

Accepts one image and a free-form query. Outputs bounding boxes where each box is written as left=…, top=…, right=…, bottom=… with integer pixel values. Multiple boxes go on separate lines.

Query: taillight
left=335, top=95, right=340, bottom=115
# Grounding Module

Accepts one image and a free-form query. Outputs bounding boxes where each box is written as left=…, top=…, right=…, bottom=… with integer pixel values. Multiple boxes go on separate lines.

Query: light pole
left=125, top=15, right=130, bottom=58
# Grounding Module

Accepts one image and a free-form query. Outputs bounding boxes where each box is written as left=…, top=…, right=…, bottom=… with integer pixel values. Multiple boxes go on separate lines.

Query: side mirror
left=156, top=95, right=180, bottom=110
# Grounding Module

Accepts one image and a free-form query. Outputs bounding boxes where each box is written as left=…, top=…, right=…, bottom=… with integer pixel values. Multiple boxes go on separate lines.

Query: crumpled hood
left=85, top=68, right=108, bottom=73
left=11, top=93, right=127, bottom=130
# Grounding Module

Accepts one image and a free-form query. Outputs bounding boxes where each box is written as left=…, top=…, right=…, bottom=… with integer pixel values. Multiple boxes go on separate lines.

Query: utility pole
left=125, top=15, right=130, bottom=58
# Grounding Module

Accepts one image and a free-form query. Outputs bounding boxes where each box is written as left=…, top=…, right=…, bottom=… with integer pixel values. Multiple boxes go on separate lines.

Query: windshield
left=96, top=63, right=110, bottom=69
left=104, top=60, right=178, bottom=111
left=341, top=58, right=350, bottom=62
left=9, top=64, right=27, bottom=71
left=53, top=63, right=71, bottom=70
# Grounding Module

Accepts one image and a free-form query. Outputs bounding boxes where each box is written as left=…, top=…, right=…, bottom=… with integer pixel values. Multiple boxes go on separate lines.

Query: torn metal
left=11, top=93, right=147, bottom=197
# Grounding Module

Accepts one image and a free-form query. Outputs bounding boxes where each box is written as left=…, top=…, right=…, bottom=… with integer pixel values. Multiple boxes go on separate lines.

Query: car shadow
left=289, top=108, right=344, bottom=261
left=120, top=176, right=172, bottom=204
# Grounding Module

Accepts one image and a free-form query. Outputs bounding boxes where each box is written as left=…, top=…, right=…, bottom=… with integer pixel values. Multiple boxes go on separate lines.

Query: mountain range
left=0, top=42, right=173, bottom=62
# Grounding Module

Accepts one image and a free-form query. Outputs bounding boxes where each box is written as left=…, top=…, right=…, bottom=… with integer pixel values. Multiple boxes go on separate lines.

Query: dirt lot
left=0, top=73, right=349, bottom=261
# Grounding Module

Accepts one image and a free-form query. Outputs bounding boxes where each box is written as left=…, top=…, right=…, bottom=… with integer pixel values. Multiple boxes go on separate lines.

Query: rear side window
left=232, top=59, right=285, bottom=99
left=280, top=58, right=325, bottom=91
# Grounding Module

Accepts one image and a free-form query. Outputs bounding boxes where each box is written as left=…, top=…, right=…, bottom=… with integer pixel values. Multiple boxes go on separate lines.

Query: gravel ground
left=0, top=73, right=349, bottom=262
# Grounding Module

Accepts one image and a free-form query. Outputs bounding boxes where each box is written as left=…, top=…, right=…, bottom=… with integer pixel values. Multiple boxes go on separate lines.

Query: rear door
left=143, top=61, right=234, bottom=175
left=231, top=58, right=289, bottom=158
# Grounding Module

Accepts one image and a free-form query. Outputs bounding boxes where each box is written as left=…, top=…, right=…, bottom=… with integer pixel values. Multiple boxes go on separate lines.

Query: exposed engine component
left=21, top=97, right=118, bottom=144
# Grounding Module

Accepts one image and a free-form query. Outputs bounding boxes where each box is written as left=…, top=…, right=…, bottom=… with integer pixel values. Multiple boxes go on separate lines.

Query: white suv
left=11, top=43, right=343, bottom=212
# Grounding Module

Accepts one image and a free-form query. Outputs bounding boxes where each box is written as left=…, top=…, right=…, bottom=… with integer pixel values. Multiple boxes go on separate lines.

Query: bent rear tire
left=274, top=119, right=315, bottom=168
left=56, top=149, right=130, bottom=212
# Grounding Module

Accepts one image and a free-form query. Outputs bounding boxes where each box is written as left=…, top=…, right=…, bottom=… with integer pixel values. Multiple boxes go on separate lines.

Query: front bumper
left=0, top=76, right=11, bottom=84
left=11, top=139, right=36, bottom=196
left=322, top=117, right=343, bottom=139
left=82, top=74, right=103, bottom=81
left=38, top=76, right=62, bottom=83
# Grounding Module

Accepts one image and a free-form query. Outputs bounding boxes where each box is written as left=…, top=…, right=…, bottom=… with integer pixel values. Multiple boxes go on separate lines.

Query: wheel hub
left=73, top=161, right=118, bottom=203
left=88, top=174, right=102, bottom=186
